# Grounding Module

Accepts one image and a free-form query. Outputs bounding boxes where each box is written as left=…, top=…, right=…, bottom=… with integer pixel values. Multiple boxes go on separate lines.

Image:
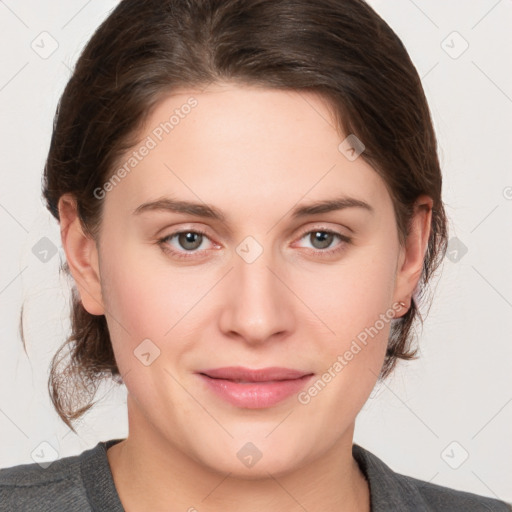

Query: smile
left=197, top=366, right=314, bottom=408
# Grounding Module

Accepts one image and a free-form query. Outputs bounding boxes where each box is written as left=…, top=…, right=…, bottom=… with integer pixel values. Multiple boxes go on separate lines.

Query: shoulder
left=0, top=445, right=94, bottom=512
left=353, top=443, right=511, bottom=512
left=397, top=472, right=512, bottom=512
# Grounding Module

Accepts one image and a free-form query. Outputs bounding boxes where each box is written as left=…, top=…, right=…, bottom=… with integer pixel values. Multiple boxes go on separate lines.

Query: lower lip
left=198, top=374, right=314, bottom=408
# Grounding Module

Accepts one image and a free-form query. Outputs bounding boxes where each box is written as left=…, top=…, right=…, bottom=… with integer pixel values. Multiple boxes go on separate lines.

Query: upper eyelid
left=163, top=224, right=348, bottom=238
left=296, top=225, right=347, bottom=236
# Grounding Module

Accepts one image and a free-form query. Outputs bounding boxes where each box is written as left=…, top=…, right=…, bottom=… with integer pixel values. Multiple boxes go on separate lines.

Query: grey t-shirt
left=0, top=439, right=510, bottom=511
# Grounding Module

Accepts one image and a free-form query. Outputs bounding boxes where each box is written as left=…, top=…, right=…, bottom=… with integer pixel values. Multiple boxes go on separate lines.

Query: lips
left=200, top=366, right=310, bottom=382
left=197, top=366, right=314, bottom=408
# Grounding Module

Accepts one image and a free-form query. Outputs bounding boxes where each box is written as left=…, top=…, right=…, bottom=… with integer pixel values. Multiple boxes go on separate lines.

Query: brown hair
left=36, top=0, right=447, bottom=431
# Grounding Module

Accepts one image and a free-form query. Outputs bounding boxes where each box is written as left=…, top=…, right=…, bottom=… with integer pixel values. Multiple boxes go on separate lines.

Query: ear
left=58, top=194, right=105, bottom=315
left=392, top=194, right=433, bottom=317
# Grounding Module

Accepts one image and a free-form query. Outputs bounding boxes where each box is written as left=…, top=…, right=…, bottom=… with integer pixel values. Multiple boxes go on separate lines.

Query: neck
left=107, top=399, right=370, bottom=512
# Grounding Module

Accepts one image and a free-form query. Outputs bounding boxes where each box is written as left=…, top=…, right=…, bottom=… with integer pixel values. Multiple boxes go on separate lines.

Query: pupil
left=179, top=232, right=202, bottom=250
left=312, top=231, right=332, bottom=249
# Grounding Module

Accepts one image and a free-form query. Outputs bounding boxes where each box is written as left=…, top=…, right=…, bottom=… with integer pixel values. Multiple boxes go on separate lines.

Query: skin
left=59, top=82, right=432, bottom=512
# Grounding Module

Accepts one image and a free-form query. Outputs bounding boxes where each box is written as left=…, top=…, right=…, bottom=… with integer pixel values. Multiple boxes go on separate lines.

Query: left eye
left=297, top=230, right=347, bottom=251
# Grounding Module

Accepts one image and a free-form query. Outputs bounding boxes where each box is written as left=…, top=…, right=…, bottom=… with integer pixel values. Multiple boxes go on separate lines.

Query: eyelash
left=157, top=227, right=352, bottom=260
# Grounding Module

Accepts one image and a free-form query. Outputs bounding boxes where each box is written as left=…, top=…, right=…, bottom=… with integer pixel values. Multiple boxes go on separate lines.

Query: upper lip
left=198, top=366, right=312, bottom=382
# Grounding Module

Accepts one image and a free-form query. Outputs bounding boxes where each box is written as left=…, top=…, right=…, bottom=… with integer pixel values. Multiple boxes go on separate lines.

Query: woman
left=0, top=0, right=510, bottom=510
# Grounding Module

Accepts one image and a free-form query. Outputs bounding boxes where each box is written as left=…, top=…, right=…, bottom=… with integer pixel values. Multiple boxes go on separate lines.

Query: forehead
left=102, top=83, right=390, bottom=223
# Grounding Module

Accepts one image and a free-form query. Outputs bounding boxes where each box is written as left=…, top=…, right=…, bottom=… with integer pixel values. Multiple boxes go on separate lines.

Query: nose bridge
left=219, top=239, right=294, bottom=343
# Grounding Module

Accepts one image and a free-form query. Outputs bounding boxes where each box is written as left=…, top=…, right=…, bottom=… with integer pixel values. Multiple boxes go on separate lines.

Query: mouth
left=196, top=366, right=314, bottom=408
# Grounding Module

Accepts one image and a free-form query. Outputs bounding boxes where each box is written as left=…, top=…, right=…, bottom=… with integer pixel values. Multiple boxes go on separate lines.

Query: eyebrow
left=132, top=195, right=374, bottom=221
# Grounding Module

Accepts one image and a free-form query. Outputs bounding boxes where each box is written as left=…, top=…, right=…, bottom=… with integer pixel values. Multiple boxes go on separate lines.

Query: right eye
left=158, top=229, right=217, bottom=259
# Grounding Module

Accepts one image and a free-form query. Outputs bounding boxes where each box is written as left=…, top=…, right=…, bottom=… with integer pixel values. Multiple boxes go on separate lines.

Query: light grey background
left=0, top=0, right=511, bottom=503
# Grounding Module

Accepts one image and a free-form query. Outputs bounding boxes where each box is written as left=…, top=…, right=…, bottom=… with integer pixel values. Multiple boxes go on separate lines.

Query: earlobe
left=58, top=194, right=105, bottom=316
left=393, top=194, right=433, bottom=316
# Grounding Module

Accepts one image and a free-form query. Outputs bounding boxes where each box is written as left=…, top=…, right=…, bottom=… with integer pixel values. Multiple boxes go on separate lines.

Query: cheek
left=294, top=256, right=396, bottom=429
left=98, top=241, right=215, bottom=368
left=97, top=242, right=173, bottom=363
left=294, top=245, right=398, bottom=339
left=291, top=241, right=398, bottom=408
left=100, top=238, right=181, bottom=328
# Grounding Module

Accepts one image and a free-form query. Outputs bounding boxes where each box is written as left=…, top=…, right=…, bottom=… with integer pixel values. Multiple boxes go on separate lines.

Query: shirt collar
left=352, top=443, right=431, bottom=512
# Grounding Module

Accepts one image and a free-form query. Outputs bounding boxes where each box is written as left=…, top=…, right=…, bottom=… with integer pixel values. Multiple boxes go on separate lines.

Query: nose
left=218, top=247, right=295, bottom=346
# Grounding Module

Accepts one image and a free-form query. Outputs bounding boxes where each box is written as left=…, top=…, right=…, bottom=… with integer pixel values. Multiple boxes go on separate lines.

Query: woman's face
left=71, top=83, right=426, bottom=476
